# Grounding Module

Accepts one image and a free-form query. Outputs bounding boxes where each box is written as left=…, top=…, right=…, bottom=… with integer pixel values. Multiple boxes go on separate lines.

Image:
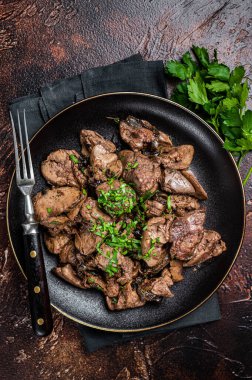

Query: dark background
left=0, top=1, right=251, bottom=379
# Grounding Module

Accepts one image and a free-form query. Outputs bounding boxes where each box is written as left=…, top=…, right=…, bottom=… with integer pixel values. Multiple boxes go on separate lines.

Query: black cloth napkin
left=9, top=54, right=221, bottom=352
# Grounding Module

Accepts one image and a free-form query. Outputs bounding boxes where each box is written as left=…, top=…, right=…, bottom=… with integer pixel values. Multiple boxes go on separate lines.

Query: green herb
left=125, top=161, right=139, bottom=171
left=91, top=219, right=142, bottom=276
left=106, top=116, right=120, bottom=124
left=69, top=154, right=79, bottom=164
left=139, top=190, right=156, bottom=204
left=47, top=208, right=52, bottom=214
left=111, top=297, right=118, bottom=304
left=87, top=277, right=95, bottom=284
left=82, top=188, right=87, bottom=196
left=142, top=238, right=157, bottom=260
left=243, top=167, right=252, bottom=186
left=167, top=195, right=172, bottom=212
left=49, top=220, right=60, bottom=225
left=165, top=46, right=252, bottom=185
left=105, top=248, right=119, bottom=277
left=98, top=181, right=137, bottom=217
left=86, top=204, right=92, bottom=210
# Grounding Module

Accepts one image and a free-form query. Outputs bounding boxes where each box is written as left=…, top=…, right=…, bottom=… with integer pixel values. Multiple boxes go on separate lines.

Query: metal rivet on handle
left=30, top=250, right=37, bottom=258
left=34, top=286, right=40, bottom=293
left=37, top=318, right=44, bottom=325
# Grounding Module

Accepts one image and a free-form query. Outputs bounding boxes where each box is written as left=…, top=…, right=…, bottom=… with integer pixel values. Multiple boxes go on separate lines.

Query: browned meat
left=106, top=277, right=120, bottom=298
left=120, top=116, right=156, bottom=151
left=67, top=199, right=86, bottom=221
left=59, top=240, right=77, bottom=265
left=80, top=197, right=112, bottom=224
left=53, top=264, right=85, bottom=288
left=94, top=245, right=111, bottom=271
left=90, top=144, right=123, bottom=181
left=94, top=245, right=139, bottom=284
left=75, top=254, right=97, bottom=278
left=169, top=209, right=205, bottom=242
left=74, top=230, right=101, bottom=255
left=80, top=130, right=116, bottom=156
left=96, top=179, right=121, bottom=196
left=117, top=255, right=140, bottom=285
left=161, top=169, right=207, bottom=200
left=142, top=216, right=173, bottom=247
left=181, top=170, right=208, bottom=200
left=84, top=273, right=107, bottom=293
left=141, top=216, right=173, bottom=267
left=118, top=149, right=135, bottom=166
left=184, top=230, right=226, bottom=267
left=170, top=195, right=200, bottom=216
left=33, top=186, right=83, bottom=222
left=144, top=247, right=170, bottom=274
left=40, top=216, right=76, bottom=236
left=122, top=152, right=161, bottom=194
left=145, top=193, right=199, bottom=217
left=44, top=233, right=70, bottom=254
left=170, top=232, right=203, bottom=260
left=137, top=268, right=173, bottom=302
left=155, top=145, right=194, bottom=170
left=41, top=149, right=87, bottom=188
left=169, top=260, right=184, bottom=282
left=106, top=282, right=145, bottom=310
left=145, top=199, right=166, bottom=217
left=119, top=115, right=172, bottom=152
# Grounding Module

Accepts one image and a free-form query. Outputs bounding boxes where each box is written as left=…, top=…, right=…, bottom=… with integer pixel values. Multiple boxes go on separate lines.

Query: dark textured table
left=0, top=1, right=251, bottom=379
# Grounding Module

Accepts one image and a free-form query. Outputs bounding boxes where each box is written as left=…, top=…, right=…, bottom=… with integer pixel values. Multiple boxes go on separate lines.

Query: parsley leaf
left=182, top=51, right=197, bottom=77
left=192, top=45, right=210, bottom=68
left=164, top=61, right=189, bottom=80
left=242, top=110, right=252, bottom=138
left=188, top=72, right=208, bottom=105
left=240, top=80, right=249, bottom=108
left=229, top=66, right=245, bottom=86
left=207, top=62, right=230, bottom=81
left=206, top=80, right=229, bottom=93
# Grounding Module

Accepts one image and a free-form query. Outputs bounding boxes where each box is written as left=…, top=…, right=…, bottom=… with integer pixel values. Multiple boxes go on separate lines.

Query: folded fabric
left=80, top=294, right=220, bottom=353
left=9, top=53, right=221, bottom=352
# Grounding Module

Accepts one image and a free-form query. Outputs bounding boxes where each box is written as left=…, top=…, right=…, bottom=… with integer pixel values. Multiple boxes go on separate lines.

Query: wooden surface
left=0, top=1, right=251, bottom=379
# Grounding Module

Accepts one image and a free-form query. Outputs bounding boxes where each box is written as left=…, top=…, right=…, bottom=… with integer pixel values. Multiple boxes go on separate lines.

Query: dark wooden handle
left=23, top=233, right=53, bottom=336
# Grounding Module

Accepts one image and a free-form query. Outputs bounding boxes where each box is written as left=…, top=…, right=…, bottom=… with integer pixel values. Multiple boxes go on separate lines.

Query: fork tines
left=10, top=110, right=34, bottom=184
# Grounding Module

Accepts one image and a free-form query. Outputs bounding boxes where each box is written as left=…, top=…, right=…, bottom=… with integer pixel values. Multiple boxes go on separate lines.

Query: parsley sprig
left=165, top=46, right=252, bottom=185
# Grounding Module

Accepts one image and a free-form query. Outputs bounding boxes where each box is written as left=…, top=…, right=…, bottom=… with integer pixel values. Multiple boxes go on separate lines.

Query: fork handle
left=23, top=230, right=53, bottom=336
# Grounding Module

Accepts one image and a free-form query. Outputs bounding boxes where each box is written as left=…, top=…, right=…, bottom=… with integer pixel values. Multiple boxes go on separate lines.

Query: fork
left=10, top=110, right=53, bottom=337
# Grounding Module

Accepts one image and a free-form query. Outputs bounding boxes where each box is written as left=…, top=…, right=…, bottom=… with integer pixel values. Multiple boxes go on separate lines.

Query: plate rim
left=6, top=91, right=246, bottom=332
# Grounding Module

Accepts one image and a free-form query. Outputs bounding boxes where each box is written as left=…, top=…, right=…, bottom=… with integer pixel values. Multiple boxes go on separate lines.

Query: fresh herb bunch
left=165, top=46, right=252, bottom=185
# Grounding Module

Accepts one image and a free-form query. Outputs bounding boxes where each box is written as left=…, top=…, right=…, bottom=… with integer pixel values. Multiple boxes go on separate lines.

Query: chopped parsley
left=69, top=154, right=79, bottom=164
left=141, top=238, right=159, bottom=260
left=106, top=116, right=120, bottom=124
left=90, top=219, right=142, bottom=276
left=98, top=181, right=137, bottom=217
left=87, top=277, right=95, bottom=284
left=47, top=207, right=52, bottom=214
left=111, top=297, right=118, bottom=304
left=82, top=188, right=87, bottom=196
left=167, top=195, right=172, bottom=212
left=125, top=161, right=139, bottom=170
